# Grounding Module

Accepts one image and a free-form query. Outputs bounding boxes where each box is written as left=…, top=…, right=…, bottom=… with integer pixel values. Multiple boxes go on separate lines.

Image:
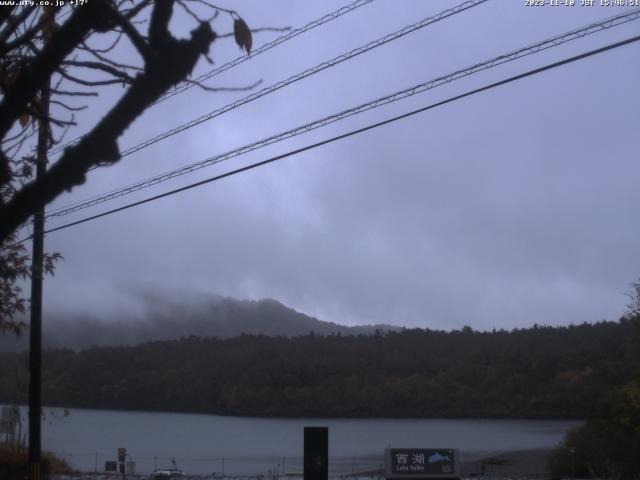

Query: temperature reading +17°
left=54, top=0, right=89, bottom=6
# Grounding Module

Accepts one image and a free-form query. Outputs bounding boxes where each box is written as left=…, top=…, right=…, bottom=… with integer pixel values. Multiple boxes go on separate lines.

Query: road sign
left=105, top=461, right=118, bottom=472
left=385, top=448, right=460, bottom=479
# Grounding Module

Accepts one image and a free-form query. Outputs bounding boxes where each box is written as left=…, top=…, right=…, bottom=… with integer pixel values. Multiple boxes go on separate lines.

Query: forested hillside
left=0, top=320, right=636, bottom=418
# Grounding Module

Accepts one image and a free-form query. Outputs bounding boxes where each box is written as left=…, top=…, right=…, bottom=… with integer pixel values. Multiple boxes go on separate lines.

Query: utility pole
left=28, top=75, right=48, bottom=480
left=29, top=8, right=53, bottom=480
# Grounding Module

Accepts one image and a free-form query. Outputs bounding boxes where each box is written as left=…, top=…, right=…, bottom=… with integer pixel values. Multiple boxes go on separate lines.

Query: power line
left=46, top=7, right=640, bottom=219
left=155, top=0, right=375, bottom=104
left=48, top=0, right=492, bottom=215
left=37, top=34, right=640, bottom=239
left=121, top=0, right=488, bottom=158
left=48, top=0, right=375, bottom=156
left=49, top=0, right=489, bottom=161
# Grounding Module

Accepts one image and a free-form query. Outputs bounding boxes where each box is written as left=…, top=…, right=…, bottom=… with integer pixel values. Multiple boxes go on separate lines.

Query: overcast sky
left=28, top=0, right=640, bottom=330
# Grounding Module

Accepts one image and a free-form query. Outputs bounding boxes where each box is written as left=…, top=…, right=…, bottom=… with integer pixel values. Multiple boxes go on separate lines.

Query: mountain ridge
left=0, top=293, right=401, bottom=352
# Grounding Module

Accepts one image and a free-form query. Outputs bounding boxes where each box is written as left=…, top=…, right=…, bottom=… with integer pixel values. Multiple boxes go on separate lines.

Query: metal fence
left=50, top=452, right=385, bottom=478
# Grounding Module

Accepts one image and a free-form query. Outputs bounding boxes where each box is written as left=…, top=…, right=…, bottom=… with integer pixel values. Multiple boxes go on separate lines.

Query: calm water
left=15, top=406, right=580, bottom=475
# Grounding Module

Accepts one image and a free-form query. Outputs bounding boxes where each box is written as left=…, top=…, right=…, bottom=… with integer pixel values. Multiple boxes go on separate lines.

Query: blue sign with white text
left=388, top=448, right=456, bottom=476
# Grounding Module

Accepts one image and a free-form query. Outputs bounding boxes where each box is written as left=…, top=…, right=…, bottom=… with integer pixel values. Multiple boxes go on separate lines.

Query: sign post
left=118, top=448, right=126, bottom=477
left=385, top=448, right=460, bottom=480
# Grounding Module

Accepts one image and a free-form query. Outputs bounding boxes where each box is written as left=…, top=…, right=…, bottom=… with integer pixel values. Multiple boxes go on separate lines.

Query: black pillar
left=304, top=426, right=328, bottom=480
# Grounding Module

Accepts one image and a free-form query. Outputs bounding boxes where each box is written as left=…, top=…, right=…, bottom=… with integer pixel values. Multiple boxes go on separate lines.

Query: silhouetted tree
left=550, top=280, right=640, bottom=479
left=0, top=1, right=258, bottom=330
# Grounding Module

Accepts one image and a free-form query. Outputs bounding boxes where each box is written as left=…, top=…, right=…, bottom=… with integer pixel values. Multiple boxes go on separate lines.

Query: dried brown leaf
left=40, top=7, right=57, bottom=41
left=6, top=70, right=18, bottom=87
left=234, top=17, right=252, bottom=55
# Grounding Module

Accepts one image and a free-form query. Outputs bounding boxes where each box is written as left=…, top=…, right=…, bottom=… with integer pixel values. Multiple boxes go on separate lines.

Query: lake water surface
left=20, top=406, right=580, bottom=475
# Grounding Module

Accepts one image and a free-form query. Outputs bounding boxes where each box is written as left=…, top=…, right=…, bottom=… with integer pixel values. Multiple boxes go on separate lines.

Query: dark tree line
left=550, top=378, right=640, bottom=479
left=549, top=289, right=640, bottom=479
left=0, top=319, right=637, bottom=418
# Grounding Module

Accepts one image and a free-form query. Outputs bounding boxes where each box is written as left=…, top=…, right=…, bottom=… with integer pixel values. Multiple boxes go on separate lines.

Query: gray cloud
left=39, top=0, right=640, bottom=331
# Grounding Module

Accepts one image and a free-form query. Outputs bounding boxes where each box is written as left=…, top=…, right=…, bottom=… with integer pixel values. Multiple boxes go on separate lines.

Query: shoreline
left=49, top=448, right=555, bottom=480
left=461, top=448, right=553, bottom=478
left=5, top=403, right=586, bottom=421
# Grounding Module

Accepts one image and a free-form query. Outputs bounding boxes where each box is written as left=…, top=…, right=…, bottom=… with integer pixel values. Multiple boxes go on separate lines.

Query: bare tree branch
left=2, top=7, right=55, bottom=54
left=0, top=1, right=112, bottom=140
left=50, top=88, right=99, bottom=97
left=0, top=6, right=37, bottom=52
left=110, top=9, right=153, bottom=62
left=0, top=6, right=17, bottom=29
left=57, top=68, right=130, bottom=87
left=80, top=31, right=124, bottom=54
left=0, top=2, right=217, bottom=243
left=149, top=0, right=174, bottom=48
left=80, top=42, right=144, bottom=71
left=122, top=0, right=154, bottom=20
left=0, top=0, right=269, bottom=329
left=50, top=99, right=88, bottom=112
left=61, top=59, right=137, bottom=83
left=1, top=124, right=31, bottom=145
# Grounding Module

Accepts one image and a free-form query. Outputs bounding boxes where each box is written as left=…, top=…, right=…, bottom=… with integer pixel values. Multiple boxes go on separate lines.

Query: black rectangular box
left=304, top=426, right=328, bottom=480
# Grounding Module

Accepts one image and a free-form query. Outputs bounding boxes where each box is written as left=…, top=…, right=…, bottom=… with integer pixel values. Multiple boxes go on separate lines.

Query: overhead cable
left=35, top=33, right=640, bottom=239
left=46, top=7, right=640, bottom=219
left=49, top=0, right=489, bottom=159
left=48, top=0, right=375, bottom=156
left=155, top=0, right=376, bottom=104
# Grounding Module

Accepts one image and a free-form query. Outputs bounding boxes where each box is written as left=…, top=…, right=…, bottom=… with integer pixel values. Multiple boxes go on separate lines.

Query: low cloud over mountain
left=0, top=292, right=399, bottom=352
